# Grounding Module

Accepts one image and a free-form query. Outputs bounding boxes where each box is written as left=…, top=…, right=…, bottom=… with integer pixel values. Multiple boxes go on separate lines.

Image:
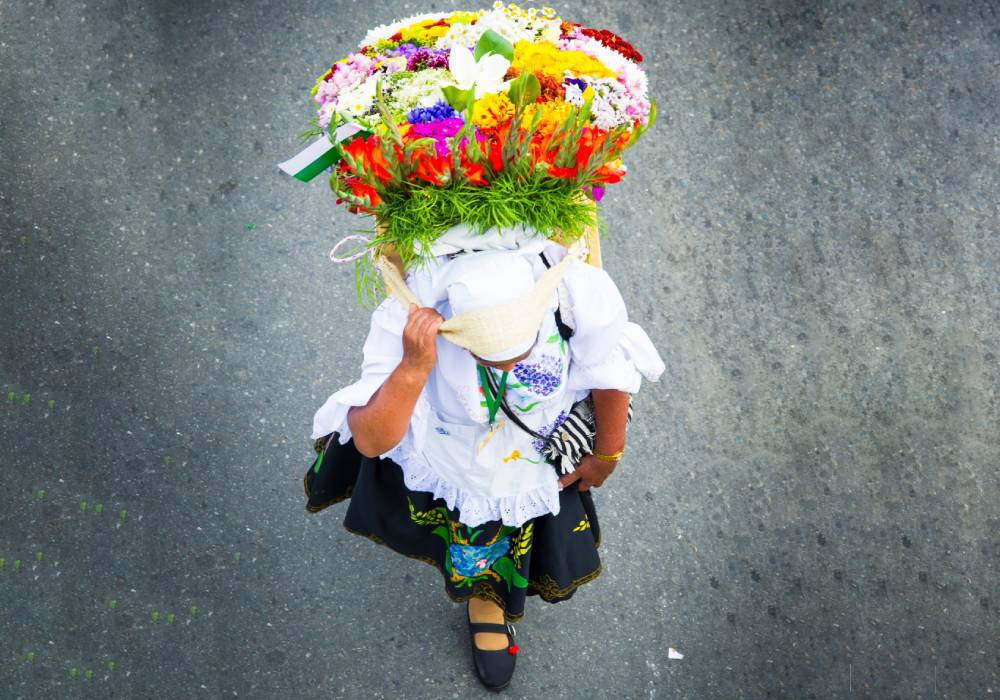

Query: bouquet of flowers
left=279, top=2, right=656, bottom=299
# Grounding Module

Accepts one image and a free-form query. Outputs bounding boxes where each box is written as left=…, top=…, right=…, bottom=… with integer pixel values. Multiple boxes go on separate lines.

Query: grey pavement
left=1, top=0, right=998, bottom=698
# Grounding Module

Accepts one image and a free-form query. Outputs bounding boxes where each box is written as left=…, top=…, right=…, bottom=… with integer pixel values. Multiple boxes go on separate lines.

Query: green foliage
left=442, top=85, right=475, bottom=112
left=350, top=173, right=594, bottom=303
left=474, top=29, right=515, bottom=61
left=507, top=71, right=540, bottom=108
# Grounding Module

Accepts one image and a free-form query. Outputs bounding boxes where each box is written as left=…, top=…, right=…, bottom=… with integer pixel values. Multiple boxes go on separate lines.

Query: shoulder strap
left=539, top=252, right=574, bottom=342
left=483, top=368, right=554, bottom=447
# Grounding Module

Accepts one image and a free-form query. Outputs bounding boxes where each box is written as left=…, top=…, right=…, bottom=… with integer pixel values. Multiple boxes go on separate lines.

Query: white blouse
left=311, top=234, right=665, bottom=527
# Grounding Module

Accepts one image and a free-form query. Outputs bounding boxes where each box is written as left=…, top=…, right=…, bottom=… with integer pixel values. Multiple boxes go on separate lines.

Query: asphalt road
left=2, top=0, right=998, bottom=697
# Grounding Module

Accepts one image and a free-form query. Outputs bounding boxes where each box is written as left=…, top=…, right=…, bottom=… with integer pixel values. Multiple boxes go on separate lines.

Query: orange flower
left=594, top=162, right=626, bottom=185
left=472, top=92, right=516, bottom=132
left=341, top=134, right=395, bottom=183
left=462, top=161, right=487, bottom=186
left=548, top=166, right=578, bottom=179
left=409, top=147, right=451, bottom=185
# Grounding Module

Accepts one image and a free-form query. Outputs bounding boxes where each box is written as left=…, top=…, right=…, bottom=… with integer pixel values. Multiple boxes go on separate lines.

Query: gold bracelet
left=591, top=448, right=624, bottom=462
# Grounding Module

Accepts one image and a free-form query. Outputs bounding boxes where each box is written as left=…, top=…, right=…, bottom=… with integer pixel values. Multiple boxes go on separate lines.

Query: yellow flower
left=402, top=20, right=451, bottom=42
left=447, top=11, right=479, bottom=24
left=511, top=40, right=615, bottom=80
left=503, top=450, right=522, bottom=463
left=521, top=101, right=573, bottom=137
left=472, top=92, right=515, bottom=131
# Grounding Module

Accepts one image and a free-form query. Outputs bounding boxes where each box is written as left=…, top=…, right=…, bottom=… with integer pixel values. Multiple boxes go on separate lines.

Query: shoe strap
left=468, top=621, right=513, bottom=636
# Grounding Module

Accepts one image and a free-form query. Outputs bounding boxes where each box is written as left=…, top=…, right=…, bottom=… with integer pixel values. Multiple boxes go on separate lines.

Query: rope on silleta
left=329, top=234, right=373, bottom=263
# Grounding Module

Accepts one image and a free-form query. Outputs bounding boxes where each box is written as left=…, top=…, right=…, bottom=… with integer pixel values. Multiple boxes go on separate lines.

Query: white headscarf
left=434, top=250, right=540, bottom=362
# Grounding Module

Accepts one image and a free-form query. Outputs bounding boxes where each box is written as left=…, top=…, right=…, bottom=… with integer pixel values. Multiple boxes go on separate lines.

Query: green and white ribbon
left=277, top=122, right=366, bottom=182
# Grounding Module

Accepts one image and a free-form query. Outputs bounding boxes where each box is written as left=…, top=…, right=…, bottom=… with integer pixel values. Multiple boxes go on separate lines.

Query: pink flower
left=411, top=117, right=464, bottom=158
left=314, top=52, right=375, bottom=105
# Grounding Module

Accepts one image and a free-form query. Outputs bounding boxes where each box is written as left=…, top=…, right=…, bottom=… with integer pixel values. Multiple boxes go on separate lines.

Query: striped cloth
left=542, top=396, right=634, bottom=475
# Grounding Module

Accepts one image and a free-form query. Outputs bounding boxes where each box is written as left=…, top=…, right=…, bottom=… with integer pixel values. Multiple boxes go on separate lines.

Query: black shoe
left=466, top=602, right=518, bottom=691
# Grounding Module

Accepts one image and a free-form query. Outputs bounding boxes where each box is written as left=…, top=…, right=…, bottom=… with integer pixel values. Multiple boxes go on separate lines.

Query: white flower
left=359, top=12, right=450, bottom=47
left=318, top=102, right=336, bottom=131
left=335, top=73, right=379, bottom=117
left=387, top=68, right=453, bottom=112
left=447, top=44, right=511, bottom=99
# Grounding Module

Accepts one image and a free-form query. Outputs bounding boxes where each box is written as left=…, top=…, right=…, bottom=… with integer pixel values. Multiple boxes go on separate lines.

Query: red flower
left=594, top=163, right=626, bottom=185
left=548, top=166, right=578, bottom=179
left=578, top=26, right=643, bottom=63
left=410, top=148, right=451, bottom=185
left=507, top=644, right=519, bottom=655
left=462, top=162, right=487, bottom=186
left=345, top=181, right=381, bottom=213
left=341, top=134, right=395, bottom=184
left=485, top=135, right=504, bottom=173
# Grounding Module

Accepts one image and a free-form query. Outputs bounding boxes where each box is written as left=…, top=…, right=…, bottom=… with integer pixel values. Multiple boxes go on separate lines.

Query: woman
left=309, top=226, right=664, bottom=690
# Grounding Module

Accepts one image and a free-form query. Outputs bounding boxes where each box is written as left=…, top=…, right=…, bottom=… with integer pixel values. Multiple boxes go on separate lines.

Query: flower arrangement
left=281, top=2, right=656, bottom=299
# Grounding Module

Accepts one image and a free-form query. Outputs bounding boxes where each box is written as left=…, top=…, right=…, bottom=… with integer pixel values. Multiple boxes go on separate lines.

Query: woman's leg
left=467, top=596, right=511, bottom=650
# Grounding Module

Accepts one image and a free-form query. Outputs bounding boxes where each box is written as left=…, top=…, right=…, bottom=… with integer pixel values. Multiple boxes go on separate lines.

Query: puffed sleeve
left=309, top=297, right=407, bottom=443
left=562, top=261, right=666, bottom=394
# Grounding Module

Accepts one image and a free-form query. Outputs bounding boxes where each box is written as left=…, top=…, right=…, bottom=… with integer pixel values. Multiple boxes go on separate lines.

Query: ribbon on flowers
left=278, top=122, right=368, bottom=182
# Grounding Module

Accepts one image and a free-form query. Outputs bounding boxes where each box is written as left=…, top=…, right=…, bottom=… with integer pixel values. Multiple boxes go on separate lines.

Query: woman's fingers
left=401, top=306, right=444, bottom=375
left=406, top=306, right=439, bottom=340
left=427, top=313, right=444, bottom=335
left=415, top=308, right=444, bottom=342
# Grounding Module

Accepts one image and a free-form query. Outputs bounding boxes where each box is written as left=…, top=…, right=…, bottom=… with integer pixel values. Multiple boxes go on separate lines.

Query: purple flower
left=513, top=355, right=563, bottom=397
left=382, top=43, right=420, bottom=58
left=407, top=101, right=459, bottom=124
left=564, top=76, right=588, bottom=92
left=406, top=48, right=450, bottom=71
left=532, top=410, right=569, bottom=454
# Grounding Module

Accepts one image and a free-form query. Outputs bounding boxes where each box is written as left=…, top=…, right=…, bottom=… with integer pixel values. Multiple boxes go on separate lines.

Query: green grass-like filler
left=352, top=176, right=599, bottom=304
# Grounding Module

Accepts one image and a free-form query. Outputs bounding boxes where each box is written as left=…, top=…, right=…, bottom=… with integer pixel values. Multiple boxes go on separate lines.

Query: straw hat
left=376, top=238, right=588, bottom=362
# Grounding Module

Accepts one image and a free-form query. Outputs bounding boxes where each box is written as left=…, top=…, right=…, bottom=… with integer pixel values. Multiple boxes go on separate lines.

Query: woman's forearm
left=347, top=360, right=429, bottom=457
left=591, top=388, right=631, bottom=455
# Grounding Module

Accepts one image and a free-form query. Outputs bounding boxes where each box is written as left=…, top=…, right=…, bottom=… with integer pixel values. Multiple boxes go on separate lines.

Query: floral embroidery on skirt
left=305, top=432, right=603, bottom=621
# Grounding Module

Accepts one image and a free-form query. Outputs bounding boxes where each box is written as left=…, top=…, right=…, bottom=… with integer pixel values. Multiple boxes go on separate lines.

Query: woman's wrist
left=593, top=434, right=625, bottom=456
left=591, top=447, right=625, bottom=462
left=397, top=356, right=433, bottom=386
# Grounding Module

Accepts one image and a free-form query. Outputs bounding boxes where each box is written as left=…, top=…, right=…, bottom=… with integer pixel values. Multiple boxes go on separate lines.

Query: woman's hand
left=557, top=453, right=618, bottom=492
left=347, top=303, right=443, bottom=458
left=400, top=303, right=444, bottom=377
left=557, top=388, right=631, bottom=491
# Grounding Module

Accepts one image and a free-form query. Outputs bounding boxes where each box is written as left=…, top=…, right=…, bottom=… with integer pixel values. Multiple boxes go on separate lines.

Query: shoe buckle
left=506, top=622, right=516, bottom=637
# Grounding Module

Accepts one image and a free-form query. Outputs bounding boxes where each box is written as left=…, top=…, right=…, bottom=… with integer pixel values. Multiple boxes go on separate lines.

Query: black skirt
left=304, top=433, right=602, bottom=621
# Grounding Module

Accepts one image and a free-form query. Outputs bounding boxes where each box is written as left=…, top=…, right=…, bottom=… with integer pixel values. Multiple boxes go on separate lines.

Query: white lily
left=448, top=44, right=512, bottom=99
